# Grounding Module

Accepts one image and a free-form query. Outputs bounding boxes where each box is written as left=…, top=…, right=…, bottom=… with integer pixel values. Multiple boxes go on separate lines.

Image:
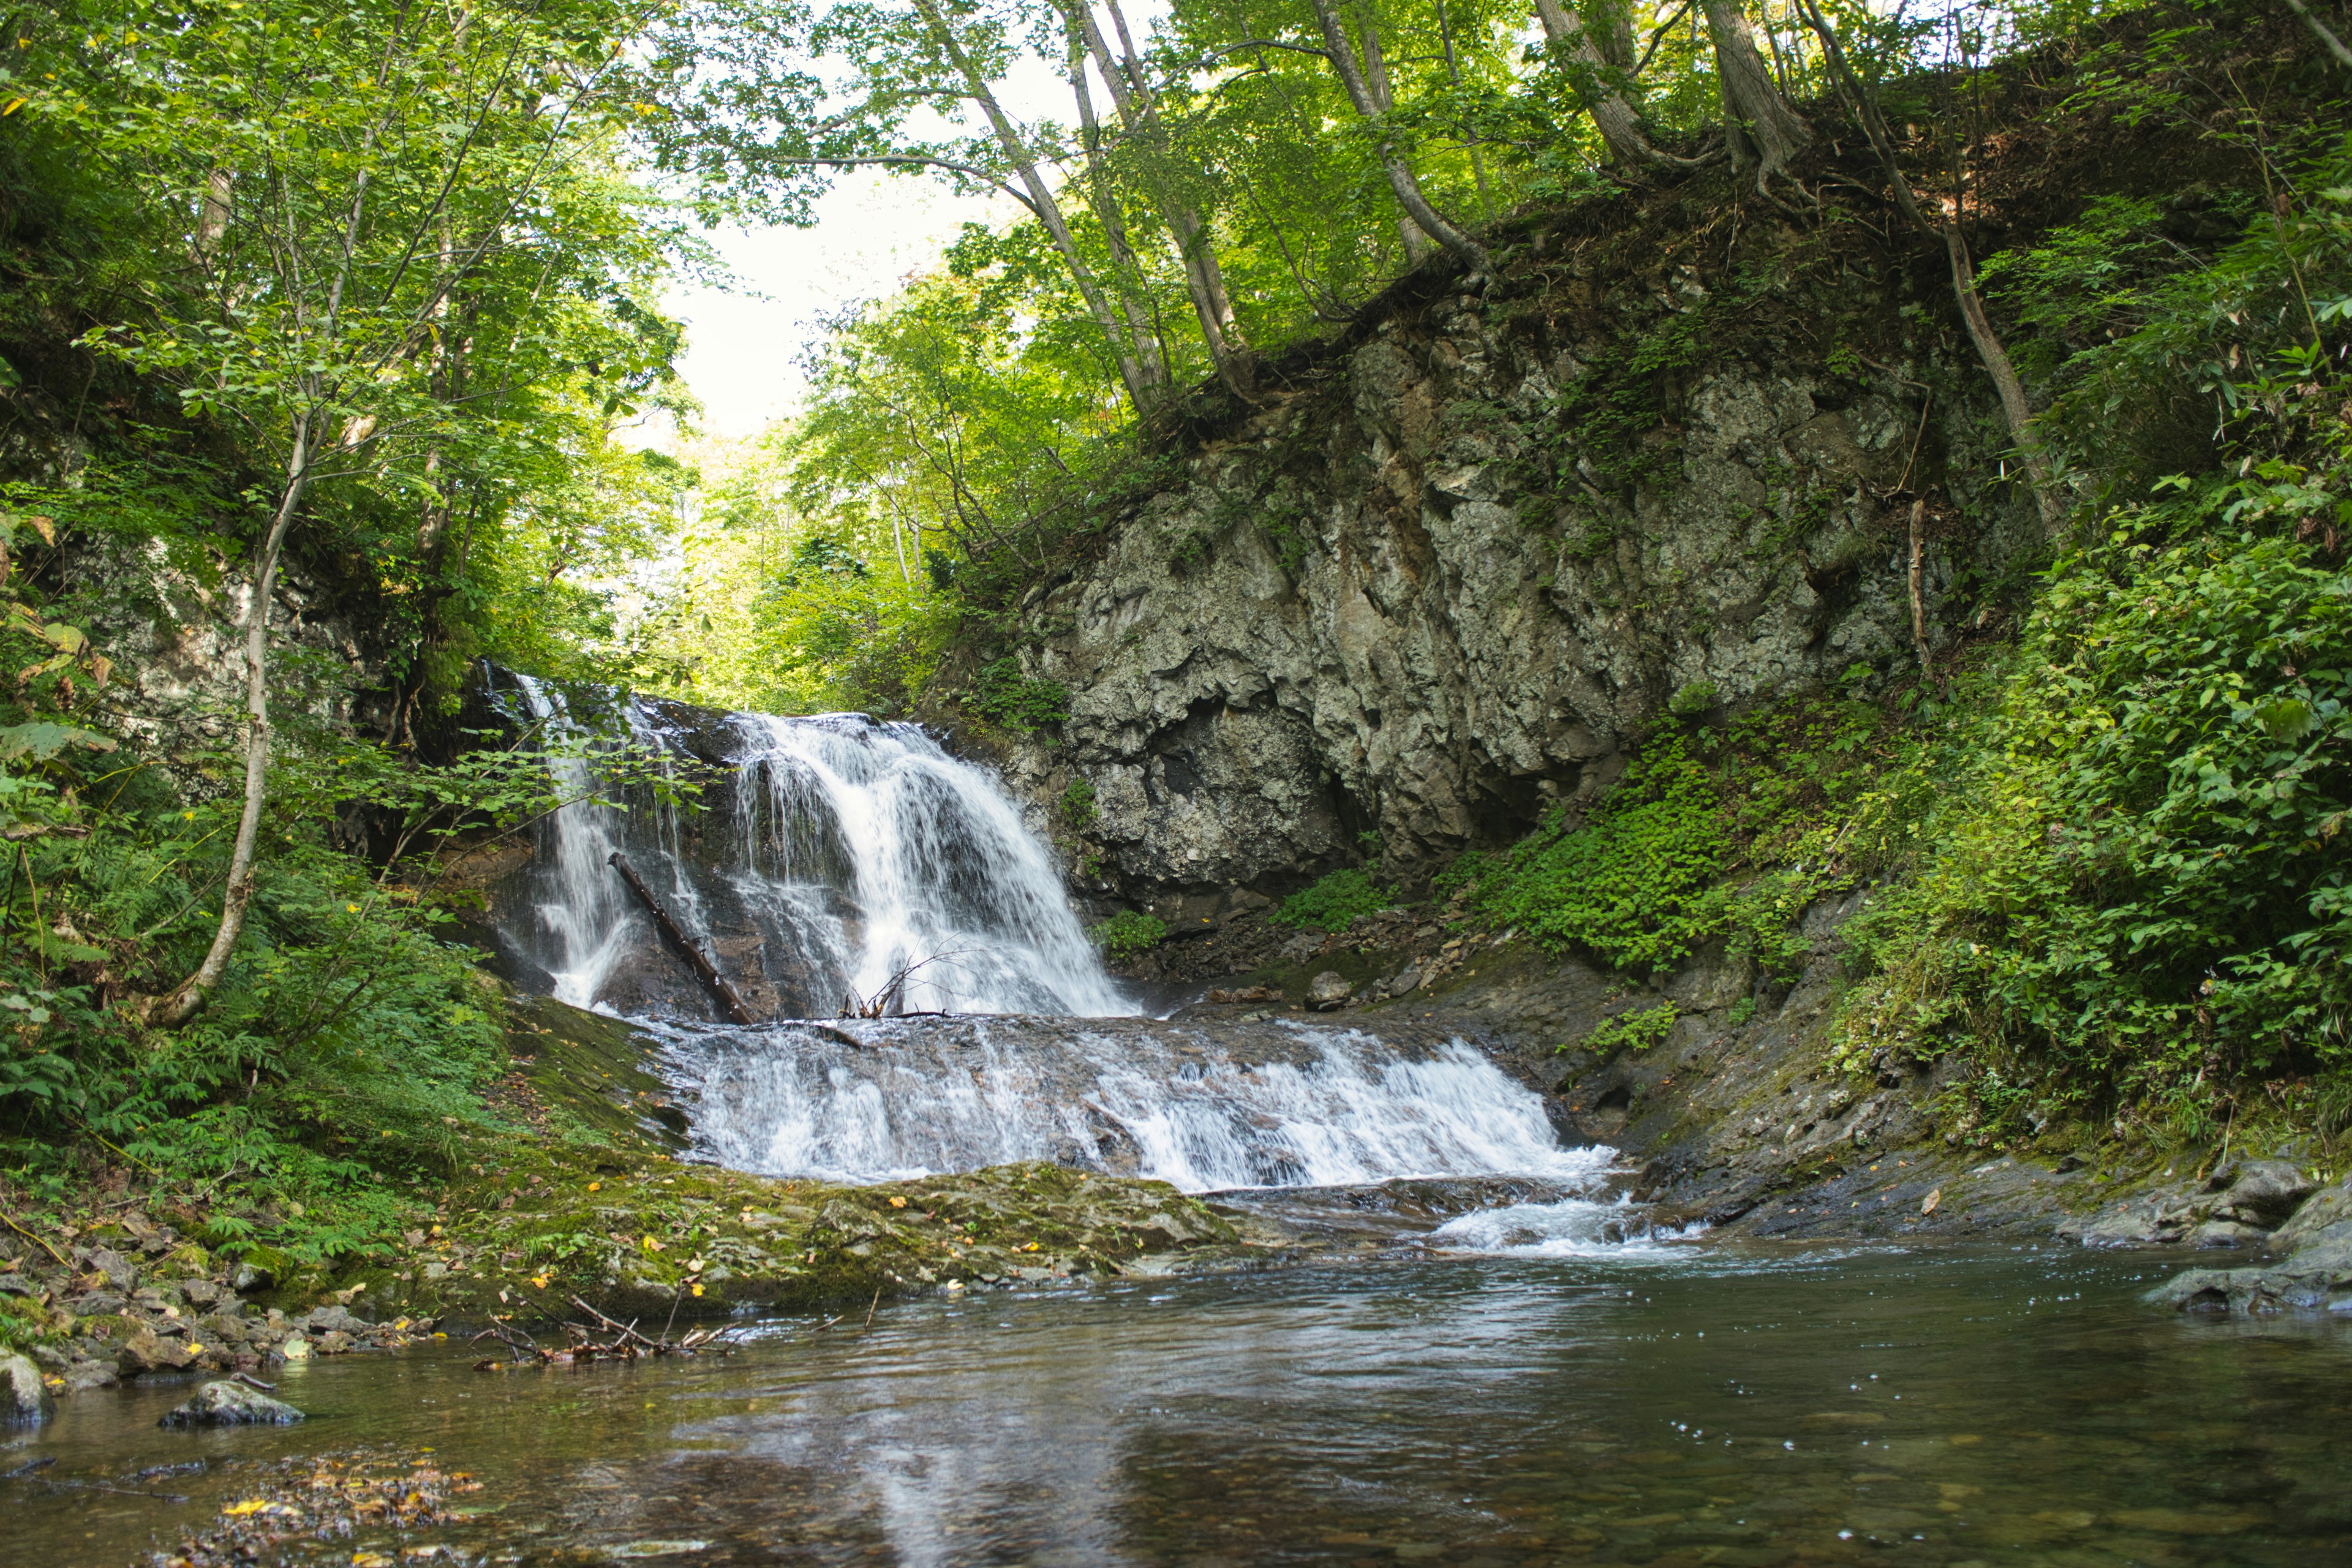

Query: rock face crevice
left=990, top=263, right=2046, bottom=914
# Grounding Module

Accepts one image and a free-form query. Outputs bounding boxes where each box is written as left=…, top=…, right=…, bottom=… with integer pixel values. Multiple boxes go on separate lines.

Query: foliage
left=1093, top=909, right=1168, bottom=957
left=1060, top=776, right=1098, bottom=827
left=1445, top=737, right=1733, bottom=970
left=1572, top=1002, right=1679, bottom=1057
left=1832, top=127, right=2352, bottom=1141
left=1271, top=867, right=1398, bottom=932
left=1446, top=695, right=1932, bottom=976
left=1838, top=519, right=2352, bottom=1133
left=966, top=658, right=1072, bottom=732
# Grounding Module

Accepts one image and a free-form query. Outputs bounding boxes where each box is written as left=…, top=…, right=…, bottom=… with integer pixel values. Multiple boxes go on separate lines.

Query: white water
left=496, top=671, right=1126, bottom=1018
left=509, top=673, right=667, bottom=1011
left=669, top=1017, right=1615, bottom=1195
left=1422, top=1199, right=1704, bottom=1257
left=489, top=668, right=1627, bottom=1215
left=726, top=713, right=1126, bottom=1016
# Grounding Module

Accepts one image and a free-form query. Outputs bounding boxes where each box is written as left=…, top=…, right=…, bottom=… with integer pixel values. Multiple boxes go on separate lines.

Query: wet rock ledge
left=2144, top=1167, right=2352, bottom=1316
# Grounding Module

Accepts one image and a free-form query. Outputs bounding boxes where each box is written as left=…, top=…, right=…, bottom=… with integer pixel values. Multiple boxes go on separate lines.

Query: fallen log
left=606, top=850, right=760, bottom=1025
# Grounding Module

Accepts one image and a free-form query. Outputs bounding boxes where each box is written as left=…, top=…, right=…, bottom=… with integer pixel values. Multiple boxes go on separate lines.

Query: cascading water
left=660, top=1014, right=1613, bottom=1195
left=725, top=714, right=1126, bottom=1016
left=487, top=668, right=1127, bottom=1019
left=478, top=665, right=1647, bottom=1235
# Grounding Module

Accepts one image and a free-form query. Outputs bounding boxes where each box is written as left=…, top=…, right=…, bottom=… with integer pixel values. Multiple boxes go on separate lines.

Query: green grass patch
left=1270, top=867, right=1396, bottom=932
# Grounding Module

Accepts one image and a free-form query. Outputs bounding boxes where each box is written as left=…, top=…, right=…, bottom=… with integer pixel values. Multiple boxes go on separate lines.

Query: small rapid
left=660, top=1014, right=1615, bottom=1195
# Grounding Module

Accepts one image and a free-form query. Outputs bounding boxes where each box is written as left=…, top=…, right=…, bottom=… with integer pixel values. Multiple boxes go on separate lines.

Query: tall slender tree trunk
left=1065, top=0, right=1256, bottom=395
left=1795, top=0, right=2062, bottom=530
left=153, top=419, right=312, bottom=1027
left=1436, top=0, right=1496, bottom=223
left=1531, top=0, right=1667, bottom=168
left=911, top=0, right=1163, bottom=414
left=1305, top=0, right=1492, bottom=275
left=1061, top=31, right=1170, bottom=390
left=1701, top=0, right=1811, bottom=190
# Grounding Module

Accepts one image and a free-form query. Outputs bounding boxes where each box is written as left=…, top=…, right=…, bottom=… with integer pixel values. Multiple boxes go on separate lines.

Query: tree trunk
left=194, top=168, right=233, bottom=263
left=1066, top=0, right=1256, bottom=396
left=1795, top=0, right=2063, bottom=532
left=2280, top=0, right=2352, bottom=72
left=1306, top=0, right=1493, bottom=275
left=1700, top=0, right=1811, bottom=190
left=154, top=418, right=312, bottom=1027
left=912, top=0, right=1163, bottom=414
left=1061, top=29, right=1171, bottom=391
left=1531, top=0, right=1665, bottom=168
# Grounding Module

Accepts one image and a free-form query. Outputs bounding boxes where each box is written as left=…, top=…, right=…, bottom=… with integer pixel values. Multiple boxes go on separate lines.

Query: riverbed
left=6, top=1240, right=2346, bottom=1566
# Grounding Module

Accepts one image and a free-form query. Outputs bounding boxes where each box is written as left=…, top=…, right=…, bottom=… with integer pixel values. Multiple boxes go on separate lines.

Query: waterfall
left=480, top=666, right=1623, bottom=1215
left=490, top=669, right=1127, bottom=1019
left=725, top=714, right=1127, bottom=1017
left=662, top=1016, right=1612, bottom=1194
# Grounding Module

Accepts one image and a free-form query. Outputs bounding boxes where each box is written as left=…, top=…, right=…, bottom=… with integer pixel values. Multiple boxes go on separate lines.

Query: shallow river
left=6, top=1240, right=2348, bottom=1567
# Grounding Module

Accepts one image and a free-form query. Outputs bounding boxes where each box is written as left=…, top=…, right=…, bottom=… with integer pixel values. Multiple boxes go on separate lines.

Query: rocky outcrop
left=159, top=1379, right=306, bottom=1427
left=2059, top=1159, right=2318, bottom=1250
left=2146, top=1170, right=2352, bottom=1316
left=991, top=251, right=2045, bottom=913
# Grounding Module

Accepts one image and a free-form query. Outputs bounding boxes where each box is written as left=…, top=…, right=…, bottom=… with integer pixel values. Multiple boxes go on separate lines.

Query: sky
left=658, top=51, right=1084, bottom=440
left=660, top=172, right=1020, bottom=439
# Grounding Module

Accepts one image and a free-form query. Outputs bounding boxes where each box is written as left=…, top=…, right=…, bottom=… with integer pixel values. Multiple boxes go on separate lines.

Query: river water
left=6, top=1242, right=2350, bottom=1566
left=13, top=688, right=2345, bottom=1563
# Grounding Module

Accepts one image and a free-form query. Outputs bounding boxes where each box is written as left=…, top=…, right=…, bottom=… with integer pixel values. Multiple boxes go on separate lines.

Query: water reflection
left=6, top=1245, right=2350, bottom=1566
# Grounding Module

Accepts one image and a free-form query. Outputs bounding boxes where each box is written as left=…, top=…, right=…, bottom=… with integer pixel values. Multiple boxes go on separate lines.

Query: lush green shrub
left=1839, top=522, right=2352, bottom=1123
left=1060, top=776, right=1097, bottom=827
left=1572, top=1003, right=1679, bottom=1057
left=1093, top=910, right=1167, bottom=957
left=1445, top=737, right=1732, bottom=969
left=1271, top=867, right=1395, bottom=931
left=968, top=657, right=1070, bottom=732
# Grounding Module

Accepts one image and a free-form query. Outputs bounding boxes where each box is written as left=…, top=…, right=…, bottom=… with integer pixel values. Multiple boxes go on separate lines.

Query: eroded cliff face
left=992, top=241, right=2046, bottom=914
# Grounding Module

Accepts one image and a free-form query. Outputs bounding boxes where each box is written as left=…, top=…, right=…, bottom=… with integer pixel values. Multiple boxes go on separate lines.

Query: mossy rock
left=370, top=1151, right=1241, bottom=1326
left=504, top=993, right=688, bottom=1156
left=150, top=1243, right=214, bottom=1280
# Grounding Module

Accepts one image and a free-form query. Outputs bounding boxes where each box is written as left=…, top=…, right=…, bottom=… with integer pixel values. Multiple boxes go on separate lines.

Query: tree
left=1794, top=0, right=2064, bottom=529
left=1304, top=0, right=1493, bottom=273
left=22, top=0, right=700, bottom=1022
left=1531, top=0, right=1668, bottom=169
left=1700, top=0, right=1812, bottom=192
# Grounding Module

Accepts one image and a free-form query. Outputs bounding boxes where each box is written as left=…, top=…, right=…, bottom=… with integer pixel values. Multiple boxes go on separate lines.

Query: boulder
left=2147, top=1234, right=2352, bottom=1316
left=157, top=1380, right=304, bottom=1428
left=315, top=1330, right=356, bottom=1355
left=1, top=1351, right=54, bottom=1427
left=61, top=1359, right=119, bottom=1392
left=2203, top=1159, right=2316, bottom=1227
left=299, top=1304, right=365, bottom=1335
left=1308, top=971, right=1352, bottom=1011
left=178, top=1278, right=225, bottom=1311
left=2266, top=1172, right=2352, bottom=1254
left=116, top=1327, right=198, bottom=1376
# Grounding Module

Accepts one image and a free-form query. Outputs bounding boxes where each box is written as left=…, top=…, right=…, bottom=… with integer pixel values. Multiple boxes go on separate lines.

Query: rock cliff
left=989, top=212, right=2050, bottom=916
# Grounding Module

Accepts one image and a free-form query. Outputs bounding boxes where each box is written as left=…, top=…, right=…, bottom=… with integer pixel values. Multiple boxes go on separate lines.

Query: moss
left=353, top=1109, right=1239, bottom=1325
left=151, top=1242, right=214, bottom=1280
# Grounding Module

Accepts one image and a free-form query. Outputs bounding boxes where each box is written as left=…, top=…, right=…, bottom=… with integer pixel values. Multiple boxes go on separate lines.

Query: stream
left=6, top=1245, right=2350, bottom=1566
left=9, top=682, right=2347, bottom=1564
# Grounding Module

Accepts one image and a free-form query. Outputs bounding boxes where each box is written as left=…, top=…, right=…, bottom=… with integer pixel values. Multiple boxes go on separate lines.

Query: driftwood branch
left=608, top=851, right=760, bottom=1025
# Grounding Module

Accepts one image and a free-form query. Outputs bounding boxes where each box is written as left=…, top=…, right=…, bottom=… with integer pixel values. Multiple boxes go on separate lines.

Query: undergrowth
left=1270, top=867, right=1397, bottom=932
